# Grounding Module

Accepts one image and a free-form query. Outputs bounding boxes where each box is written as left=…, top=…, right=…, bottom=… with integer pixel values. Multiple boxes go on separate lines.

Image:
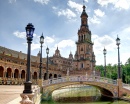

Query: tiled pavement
left=0, top=85, right=24, bottom=104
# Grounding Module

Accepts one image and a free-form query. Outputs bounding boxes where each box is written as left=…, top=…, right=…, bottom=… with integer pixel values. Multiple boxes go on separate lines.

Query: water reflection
left=41, top=85, right=130, bottom=104
left=41, top=100, right=130, bottom=104
left=51, top=85, right=100, bottom=102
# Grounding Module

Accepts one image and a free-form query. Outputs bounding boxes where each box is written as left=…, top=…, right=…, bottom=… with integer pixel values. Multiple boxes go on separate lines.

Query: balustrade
left=43, top=75, right=117, bottom=86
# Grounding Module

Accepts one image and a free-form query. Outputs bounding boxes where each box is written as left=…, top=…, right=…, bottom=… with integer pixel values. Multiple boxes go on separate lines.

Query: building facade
left=0, top=5, right=96, bottom=85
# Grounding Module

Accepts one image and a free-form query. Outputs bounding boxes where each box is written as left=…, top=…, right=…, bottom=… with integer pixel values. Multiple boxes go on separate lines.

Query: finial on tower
left=82, top=0, right=86, bottom=11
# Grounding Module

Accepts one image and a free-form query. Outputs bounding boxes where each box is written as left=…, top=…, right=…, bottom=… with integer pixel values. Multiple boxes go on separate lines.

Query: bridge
left=42, top=75, right=130, bottom=100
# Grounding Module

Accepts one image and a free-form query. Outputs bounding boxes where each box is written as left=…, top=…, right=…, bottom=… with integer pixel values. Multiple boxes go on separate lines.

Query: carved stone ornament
left=20, top=95, right=34, bottom=104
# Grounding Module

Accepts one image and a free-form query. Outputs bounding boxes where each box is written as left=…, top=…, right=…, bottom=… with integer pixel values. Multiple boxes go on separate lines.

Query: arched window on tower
left=79, top=36, right=80, bottom=42
left=81, top=47, right=83, bottom=51
left=81, top=35, right=83, bottom=41
left=81, top=63, right=84, bottom=68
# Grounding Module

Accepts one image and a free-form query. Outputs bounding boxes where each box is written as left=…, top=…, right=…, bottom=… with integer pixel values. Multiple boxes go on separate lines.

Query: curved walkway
left=0, top=85, right=23, bottom=104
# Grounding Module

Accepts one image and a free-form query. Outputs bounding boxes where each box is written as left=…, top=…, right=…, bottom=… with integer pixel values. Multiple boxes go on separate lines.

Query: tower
left=54, top=46, right=61, bottom=57
left=74, top=5, right=96, bottom=74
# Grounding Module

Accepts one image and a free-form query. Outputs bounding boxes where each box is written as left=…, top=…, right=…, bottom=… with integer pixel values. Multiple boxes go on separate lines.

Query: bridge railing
left=123, top=83, right=130, bottom=89
left=43, top=75, right=117, bottom=86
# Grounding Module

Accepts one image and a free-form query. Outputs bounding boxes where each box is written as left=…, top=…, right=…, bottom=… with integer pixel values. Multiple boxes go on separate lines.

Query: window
left=81, top=48, right=83, bottom=51
left=81, top=63, right=84, bottom=68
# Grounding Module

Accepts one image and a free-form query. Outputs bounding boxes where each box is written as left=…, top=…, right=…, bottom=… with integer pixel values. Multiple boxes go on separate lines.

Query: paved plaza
left=0, top=85, right=24, bottom=104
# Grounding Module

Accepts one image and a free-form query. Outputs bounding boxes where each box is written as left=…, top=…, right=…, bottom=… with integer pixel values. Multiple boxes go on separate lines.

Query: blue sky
left=0, top=0, right=130, bottom=65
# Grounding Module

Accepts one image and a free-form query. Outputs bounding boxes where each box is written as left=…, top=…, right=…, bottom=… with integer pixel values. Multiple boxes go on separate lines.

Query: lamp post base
left=38, top=79, right=43, bottom=87
left=38, top=79, right=43, bottom=93
left=117, top=79, right=123, bottom=97
left=20, top=93, right=35, bottom=104
left=23, top=81, right=32, bottom=93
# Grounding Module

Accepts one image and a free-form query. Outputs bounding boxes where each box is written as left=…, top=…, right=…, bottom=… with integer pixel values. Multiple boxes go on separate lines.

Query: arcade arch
left=14, top=69, right=19, bottom=78
left=6, top=68, right=12, bottom=78
left=0, top=66, right=4, bottom=77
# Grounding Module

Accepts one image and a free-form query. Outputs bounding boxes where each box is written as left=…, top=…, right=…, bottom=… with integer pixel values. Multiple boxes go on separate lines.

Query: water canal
left=41, top=85, right=130, bottom=104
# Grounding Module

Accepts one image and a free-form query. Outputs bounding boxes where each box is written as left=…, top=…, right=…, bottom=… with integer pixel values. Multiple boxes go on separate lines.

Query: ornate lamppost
left=46, top=47, right=49, bottom=80
left=103, top=47, right=107, bottom=77
left=39, top=33, right=44, bottom=79
left=23, top=23, right=35, bottom=93
left=116, top=36, right=121, bottom=79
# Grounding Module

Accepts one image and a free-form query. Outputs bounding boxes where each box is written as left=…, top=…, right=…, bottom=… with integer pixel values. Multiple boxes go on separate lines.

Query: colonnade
left=0, top=66, right=61, bottom=85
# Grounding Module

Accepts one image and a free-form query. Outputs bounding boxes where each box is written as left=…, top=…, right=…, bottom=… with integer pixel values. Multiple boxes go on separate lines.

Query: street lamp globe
left=103, top=48, right=107, bottom=55
left=26, top=23, right=35, bottom=39
left=40, top=33, right=44, bottom=44
left=116, top=36, right=120, bottom=46
left=46, top=47, right=49, bottom=54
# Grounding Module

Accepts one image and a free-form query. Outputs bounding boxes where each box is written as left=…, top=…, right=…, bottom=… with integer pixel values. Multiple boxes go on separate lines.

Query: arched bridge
left=42, top=75, right=119, bottom=100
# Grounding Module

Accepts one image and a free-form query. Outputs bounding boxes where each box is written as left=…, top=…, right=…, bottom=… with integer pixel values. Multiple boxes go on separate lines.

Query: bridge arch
left=43, top=82, right=114, bottom=99
left=42, top=76, right=118, bottom=100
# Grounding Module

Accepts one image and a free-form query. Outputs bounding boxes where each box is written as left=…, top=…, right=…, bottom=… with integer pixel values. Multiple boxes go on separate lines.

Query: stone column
left=38, top=79, right=42, bottom=86
left=12, top=72, right=14, bottom=78
left=19, top=73, right=21, bottom=79
left=4, top=72, right=7, bottom=78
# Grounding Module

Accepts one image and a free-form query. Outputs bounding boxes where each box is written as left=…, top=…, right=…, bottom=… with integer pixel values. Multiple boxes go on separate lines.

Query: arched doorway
left=33, top=72, right=37, bottom=79
left=6, top=68, right=12, bottom=78
left=54, top=74, right=57, bottom=78
left=14, top=69, right=19, bottom=78
left=21, top=70, right=25, bottom=79
left=0, top=66, right=4, bottom=77
left=44, top=73, right=47, bottom=80
left=49, top=73, right=52, bottom=79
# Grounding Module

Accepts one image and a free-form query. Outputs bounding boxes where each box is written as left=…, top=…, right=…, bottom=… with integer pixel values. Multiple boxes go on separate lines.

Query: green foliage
left=95, top=58, right=130, bottom=83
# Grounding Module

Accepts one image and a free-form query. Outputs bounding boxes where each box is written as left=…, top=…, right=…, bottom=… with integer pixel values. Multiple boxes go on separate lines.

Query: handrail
left=43, top=75, right=117, bottom=86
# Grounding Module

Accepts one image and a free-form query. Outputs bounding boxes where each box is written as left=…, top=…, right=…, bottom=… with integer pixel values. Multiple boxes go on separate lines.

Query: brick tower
left=74, top=5, right=96, bottom=75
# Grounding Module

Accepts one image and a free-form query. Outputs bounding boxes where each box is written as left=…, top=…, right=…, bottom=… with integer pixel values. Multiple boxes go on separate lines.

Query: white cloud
left=93, top=35, right=116, bottom=55
left=115, top=0, right=130, bottom=10
left=13, top=31, right=37, bottom=39
left=31, top=43, right=40, bottom=50
left=94, top=9, right=105, bottom=17
left=89, top=9, right=104, bottom=24
left=55, top=39, right=75, bottom=49
left=89, top=15, right=101, bottom=24
left=97, top=0, right=130, bottom=10
left=34, top=0, right=49, bottom=5
left=58, top=9, right=76, bottom=20
left=67, top=0, right=82, bottom=13
left=45, top=36, right=55, bottom=44
left=9, top=0, right=16, bottom=3
left=52, top=6, right=57, bottom=10
left=84, top=0, right=88, bottom=2
left=13, top=31, right=26, bottom=39
left=118, top=27, right=130, bottom=41
left=93, top=35, right=117, bottom=65
left=97, top=0, right=116, bottom=6
left=51, top=39, right=76, bottom=58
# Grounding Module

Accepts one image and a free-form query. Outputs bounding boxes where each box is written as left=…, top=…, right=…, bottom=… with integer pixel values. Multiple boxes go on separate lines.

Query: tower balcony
left=79, top=57, right=90, bottom=61
left=76, top=40, right=93, bottom=44
left=75, top=40, right=85, bottom=44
